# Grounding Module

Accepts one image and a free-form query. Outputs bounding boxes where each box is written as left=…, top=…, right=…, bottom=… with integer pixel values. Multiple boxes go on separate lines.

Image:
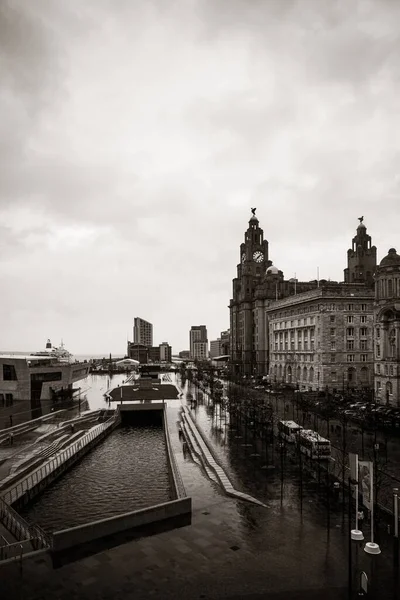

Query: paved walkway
left=1, top=401, right=352, bottom=599
left=1, top=491, right=350, bottom=600
left=1, top=393, right=397, bottom=599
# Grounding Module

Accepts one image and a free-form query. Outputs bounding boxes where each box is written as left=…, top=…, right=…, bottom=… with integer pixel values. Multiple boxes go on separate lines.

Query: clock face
left=241, top=253, right=246, bottom=263
left=253, top=250, right=264, bottom=263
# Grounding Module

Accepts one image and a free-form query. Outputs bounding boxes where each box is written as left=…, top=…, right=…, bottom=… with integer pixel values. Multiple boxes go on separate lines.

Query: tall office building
left=133, top=317, right=153, bottom=347
left=209, top=339, right=221, bottom=359
left=159, top=342, right=172, bottom=363
left=189, top=326, right=208, bottom=361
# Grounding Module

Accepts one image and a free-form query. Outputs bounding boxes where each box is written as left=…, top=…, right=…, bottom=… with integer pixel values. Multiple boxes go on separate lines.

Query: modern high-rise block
left=189, top=326, right=208, bottom=361
left=133, top=317, right=153, bottom=347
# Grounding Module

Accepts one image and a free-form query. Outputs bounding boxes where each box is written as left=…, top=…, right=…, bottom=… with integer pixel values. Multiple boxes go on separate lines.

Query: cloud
left=0, top=0, right=399, bottom=353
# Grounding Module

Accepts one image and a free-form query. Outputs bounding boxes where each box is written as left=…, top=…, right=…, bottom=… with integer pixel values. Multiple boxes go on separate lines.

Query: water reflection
left=20, top=423, right=172, bottom=532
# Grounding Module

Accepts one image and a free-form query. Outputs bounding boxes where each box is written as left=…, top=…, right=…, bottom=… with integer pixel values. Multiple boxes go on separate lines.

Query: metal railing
left=0, top=539, right=33, bottom=561
left=163, top=407, right=186, bottom=499
left=1, top=413, right=120, bottom=505
left=0, top=496, right=50, bottom=551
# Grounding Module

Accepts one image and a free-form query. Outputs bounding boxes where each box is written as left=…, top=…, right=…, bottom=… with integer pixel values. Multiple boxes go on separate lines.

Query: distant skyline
left=1, top=1, right=399, bottom=354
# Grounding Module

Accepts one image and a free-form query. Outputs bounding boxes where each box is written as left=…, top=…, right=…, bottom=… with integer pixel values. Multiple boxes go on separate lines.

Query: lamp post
left=393, top=488, right=399, bottom=600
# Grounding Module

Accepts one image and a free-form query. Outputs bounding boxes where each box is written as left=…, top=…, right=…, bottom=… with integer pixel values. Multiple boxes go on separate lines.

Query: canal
left=19, top=418, right=173, bottom=532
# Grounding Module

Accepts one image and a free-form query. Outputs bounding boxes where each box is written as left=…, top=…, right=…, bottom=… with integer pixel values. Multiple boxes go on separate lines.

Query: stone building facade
left=229, top=212, right=317, bottom=376
left=229, top=213, right=378, bottom=388
left=266, top=285, right=375, bottom=391
left=374, top=248, right=400, bottom=407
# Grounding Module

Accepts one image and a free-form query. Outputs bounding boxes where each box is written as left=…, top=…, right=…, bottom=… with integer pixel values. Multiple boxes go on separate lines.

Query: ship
left=32, top=339, right=73, bottom=362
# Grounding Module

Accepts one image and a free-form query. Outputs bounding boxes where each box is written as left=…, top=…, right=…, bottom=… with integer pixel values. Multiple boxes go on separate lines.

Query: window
left=5, top=393, right=13, bottom=406
left=3, top=364, right=17, bottom=381
left=361, top=354, right=368, bottom=362
left=360, top=315, right=367, bottom=324
left=347, top=316, right=354, bottom=324
left=376, top=380, right=381, bottom=392
left=376, top=364, right=381, bottom=374
left=331, top=341, right=336, bottom=350
left=331, top=371, right=337, bottom=382
left=361, top=304, right=367, bottom=311
left=331, top=354, right=336, bottom=363
left=376, top=344, right=381, bottom=358
left=0, top=393, right=4, bottom=407
left=388, top=280, right=393, bottom=296
left=346, top=328, right=354, bottom=337
left=360, top=340, right=367, bottom=350
left=348, top=304, right=354, bottom=311
left=390, top=365, right=394, bottom=376
left=376, top=328, right=380, bottom=339
left=347, top=340, right=354, bottom=350
left=360, top=328, right=367, bottom=337
left=347, top=354, right=355, bottom=362
left=330, top=316, right=335, bottom=323
left=330, top=328, right=336, bottom=336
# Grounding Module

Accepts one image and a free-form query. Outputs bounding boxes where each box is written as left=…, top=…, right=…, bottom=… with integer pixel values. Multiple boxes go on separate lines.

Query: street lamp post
left=394, top=488, right=399, bottom=600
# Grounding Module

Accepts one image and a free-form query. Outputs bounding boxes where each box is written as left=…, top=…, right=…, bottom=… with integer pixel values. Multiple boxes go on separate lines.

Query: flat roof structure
left=109, top=384, right=179, bottom=402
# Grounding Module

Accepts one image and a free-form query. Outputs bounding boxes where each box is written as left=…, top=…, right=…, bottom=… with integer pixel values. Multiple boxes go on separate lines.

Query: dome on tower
left=379, top=248, right=400, bottom=268
left=249, top=214, right=258, bottom=223
left=357, top=221, right=366, bottom=231
left=266, top=264, right=279, bottom=275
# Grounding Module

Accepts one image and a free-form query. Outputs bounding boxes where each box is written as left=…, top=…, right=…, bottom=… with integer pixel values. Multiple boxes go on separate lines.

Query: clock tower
left=230, top=210, right=271, bottom=376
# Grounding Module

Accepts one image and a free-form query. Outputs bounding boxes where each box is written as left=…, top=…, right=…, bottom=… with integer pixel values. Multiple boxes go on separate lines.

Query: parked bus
left=297, top=429, right=331, bottom=460
left=278, top=420, right=303, bottom=443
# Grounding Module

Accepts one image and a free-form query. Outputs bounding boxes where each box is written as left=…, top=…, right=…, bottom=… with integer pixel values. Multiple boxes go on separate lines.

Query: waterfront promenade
left=1, top=373, right=397, bottom=598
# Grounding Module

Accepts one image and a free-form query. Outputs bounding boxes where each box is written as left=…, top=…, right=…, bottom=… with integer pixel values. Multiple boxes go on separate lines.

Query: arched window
left=297, top=366, right=301, bottom=381
left=287, top=365, right=292, bottom=383
left=303, top=366, right=307, bottom=381
left=360, top=367, right=368, bottom=384
left=309, top=367, right=314, bottom=382
left=390, top=329, right=396, bottom=358
left=347, top=367, right=356, bottom=384
left=278, top=364, right=283, bottom=379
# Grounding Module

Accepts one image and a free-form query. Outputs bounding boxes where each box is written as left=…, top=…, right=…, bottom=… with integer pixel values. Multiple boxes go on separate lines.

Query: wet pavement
left=1, top=372, right=399, bottom=599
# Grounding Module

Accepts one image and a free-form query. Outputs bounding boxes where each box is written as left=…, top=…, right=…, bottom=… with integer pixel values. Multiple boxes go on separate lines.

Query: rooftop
left=109, top=383, right=179, bottom=402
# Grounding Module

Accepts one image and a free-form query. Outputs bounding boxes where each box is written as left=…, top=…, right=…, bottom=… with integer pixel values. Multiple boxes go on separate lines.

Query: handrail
left=163, top=406, right=186, bottom=499
left=1, top=412, right=120, bottom=506
left=0, top=495, right=51, bottom=551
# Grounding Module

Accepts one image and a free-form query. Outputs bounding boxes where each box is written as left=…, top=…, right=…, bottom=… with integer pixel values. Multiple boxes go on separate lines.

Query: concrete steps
left=180, top=420, right=219, bottom=485
left=181, top=406, right=268, bottom=508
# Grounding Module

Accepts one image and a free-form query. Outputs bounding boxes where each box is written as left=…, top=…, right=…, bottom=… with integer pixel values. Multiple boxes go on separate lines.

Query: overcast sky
left=1, top=0, right=399, bottom=355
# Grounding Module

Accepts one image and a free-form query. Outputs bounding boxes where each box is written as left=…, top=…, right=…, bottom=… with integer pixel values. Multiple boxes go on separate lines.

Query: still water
left=20, top=422, right=173, bottom=532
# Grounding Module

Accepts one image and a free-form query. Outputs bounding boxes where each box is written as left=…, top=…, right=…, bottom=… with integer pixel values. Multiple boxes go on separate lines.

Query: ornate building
left=374, top=248, right=400, bottom=406
left=344, top=217, right=377, bottom=286
left=266, top=284, right=375, bottom=391
left=229, top=213, right=377, bottom=390
left=229, top=211, right=315, bottom=376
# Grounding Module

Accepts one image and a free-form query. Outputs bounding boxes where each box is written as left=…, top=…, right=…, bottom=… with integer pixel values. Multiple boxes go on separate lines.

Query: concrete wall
left=119, top=402, right=164, bottom=411
left=52, top=497, right=192, bottom=552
